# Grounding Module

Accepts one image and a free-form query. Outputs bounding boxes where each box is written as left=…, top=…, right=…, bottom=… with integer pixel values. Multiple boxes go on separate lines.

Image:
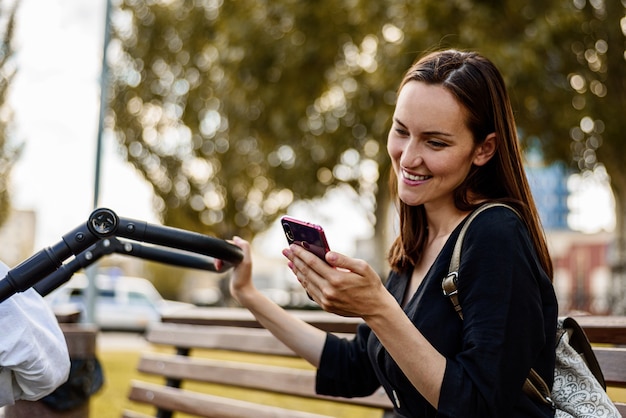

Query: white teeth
left=403, top=170, right=430, bottom=181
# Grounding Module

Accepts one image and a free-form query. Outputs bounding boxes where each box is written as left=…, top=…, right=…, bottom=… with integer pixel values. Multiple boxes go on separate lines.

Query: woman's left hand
left=282, top=244, right=387, bottom=318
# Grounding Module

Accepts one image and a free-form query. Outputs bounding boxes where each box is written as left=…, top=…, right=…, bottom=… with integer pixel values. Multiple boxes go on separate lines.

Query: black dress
left=315, top=206, right=558, bottom=418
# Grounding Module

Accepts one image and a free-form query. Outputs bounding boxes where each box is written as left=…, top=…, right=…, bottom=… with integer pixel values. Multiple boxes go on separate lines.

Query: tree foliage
left=107, top=0, right=624, bottom=245
left=108, top=0, right=395, bottom=240
left=0, top=0, right=18, bottom=228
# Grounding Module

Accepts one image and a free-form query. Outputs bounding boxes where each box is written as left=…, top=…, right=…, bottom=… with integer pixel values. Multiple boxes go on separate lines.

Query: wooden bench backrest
left=592, top=347, right=626, bottom=415
left=124, top=323, right=393, bottom=418
left=573, top=316, right=626, bottom=414
left=125, top=310, right=626, bottom=417
left=147, top=324, right=298, bottom=356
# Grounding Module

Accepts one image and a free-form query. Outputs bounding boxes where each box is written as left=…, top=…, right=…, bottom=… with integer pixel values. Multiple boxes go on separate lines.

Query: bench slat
left=138, top=352, right=393, bottom=409
left=574, top=316, right=626, bottom=345
left=147, top=324, right=298, bottom=357
left=161, top=310, right=626, bottom=344
left=595, top=347, right=626, bottom=387
left=121, top=410, right=152, bottom=418
left=161, top=307, right=363, bottom=334
left=128, top=380, right=335, bottom=418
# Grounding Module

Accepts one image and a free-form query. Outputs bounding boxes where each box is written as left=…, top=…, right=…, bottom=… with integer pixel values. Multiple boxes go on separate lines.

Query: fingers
left=283, top=244, right=329, bottom=279
left=325, top=250, right=370, bottom=275
left=282, top=245, right=324, bottom=300
left=284, top=244, right=383, bottom=314
left=230, top=236, right=250, bottom=255
left=229, top=237, right=253, bottom=297
left=230, top=237, right=252, bottom=268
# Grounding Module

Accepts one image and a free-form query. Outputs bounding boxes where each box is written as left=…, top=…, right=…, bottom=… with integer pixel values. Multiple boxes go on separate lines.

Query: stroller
left=0, top=207, right=242, bottom=417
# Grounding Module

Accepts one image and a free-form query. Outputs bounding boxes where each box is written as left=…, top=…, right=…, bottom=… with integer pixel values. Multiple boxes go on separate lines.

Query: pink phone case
left=280, top=216, right=330, bottom=261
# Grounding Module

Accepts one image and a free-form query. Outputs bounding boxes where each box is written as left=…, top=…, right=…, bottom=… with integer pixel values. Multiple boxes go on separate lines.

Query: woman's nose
left=400, top=139, right=423, bottom=167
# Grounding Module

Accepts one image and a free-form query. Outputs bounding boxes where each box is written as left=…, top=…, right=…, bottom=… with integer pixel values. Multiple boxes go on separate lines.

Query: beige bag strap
left=442, top=202, right=518, bottom=320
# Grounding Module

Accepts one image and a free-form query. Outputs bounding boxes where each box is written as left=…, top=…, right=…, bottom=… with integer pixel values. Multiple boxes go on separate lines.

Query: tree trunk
left=372, top=171, right=394, bottom=279
left=599, top=0, right=626, bottom=314
left=608, top=176, right=626, bottom=314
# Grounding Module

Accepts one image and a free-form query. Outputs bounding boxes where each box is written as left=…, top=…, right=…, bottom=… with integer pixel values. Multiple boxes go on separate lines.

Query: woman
left=230, top=49, right=558, bottom=417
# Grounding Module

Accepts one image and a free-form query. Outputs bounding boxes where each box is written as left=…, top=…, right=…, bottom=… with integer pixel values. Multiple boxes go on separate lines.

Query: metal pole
left=85, top=0, right=112, bottom=325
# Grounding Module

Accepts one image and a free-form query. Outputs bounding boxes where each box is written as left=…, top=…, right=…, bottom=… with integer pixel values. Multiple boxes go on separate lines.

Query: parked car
left=45, top=274, right=194, bottom=331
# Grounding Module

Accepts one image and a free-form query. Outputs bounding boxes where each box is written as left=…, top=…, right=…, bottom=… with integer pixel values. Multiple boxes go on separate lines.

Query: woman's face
left=387, top=81, right=481, bottom=210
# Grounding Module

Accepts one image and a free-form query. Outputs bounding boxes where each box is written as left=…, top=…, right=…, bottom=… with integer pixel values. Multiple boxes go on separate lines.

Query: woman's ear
left=473, top=133, right=497, bottom=166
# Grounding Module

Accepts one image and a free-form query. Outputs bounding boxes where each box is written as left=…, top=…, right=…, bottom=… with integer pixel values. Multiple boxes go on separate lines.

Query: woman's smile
left=402, top=169, right=432, bottom=184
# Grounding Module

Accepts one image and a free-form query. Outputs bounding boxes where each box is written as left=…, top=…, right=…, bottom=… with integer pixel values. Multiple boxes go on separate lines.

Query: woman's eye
left=395, top=128, right=409, bottom=136
left=428, top=140, right=448, bottom=148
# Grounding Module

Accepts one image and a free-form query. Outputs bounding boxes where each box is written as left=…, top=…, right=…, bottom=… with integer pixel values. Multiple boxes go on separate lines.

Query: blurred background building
left=527, top=159, right=614, bottom=315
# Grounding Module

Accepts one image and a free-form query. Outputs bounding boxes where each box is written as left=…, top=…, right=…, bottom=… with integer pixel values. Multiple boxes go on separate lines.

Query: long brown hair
left=387, top=49, right=553, bottom=280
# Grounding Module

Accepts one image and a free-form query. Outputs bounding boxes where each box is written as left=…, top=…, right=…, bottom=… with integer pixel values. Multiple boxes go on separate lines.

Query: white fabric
left=552, top=321, right=621, bottom=418
left=0, top=261, right=70, bottom=406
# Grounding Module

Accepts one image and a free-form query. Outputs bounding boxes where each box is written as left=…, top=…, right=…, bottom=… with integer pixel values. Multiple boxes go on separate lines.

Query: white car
left=45, top=274, right=194, bottom=331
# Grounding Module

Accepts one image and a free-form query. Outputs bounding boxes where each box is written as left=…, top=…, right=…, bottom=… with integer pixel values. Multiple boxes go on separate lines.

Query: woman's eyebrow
left=392, top=117, right=408, bottom=129
left=423, top=130, right=453, bottom=137
left=394, top=117, right=453, bottom=137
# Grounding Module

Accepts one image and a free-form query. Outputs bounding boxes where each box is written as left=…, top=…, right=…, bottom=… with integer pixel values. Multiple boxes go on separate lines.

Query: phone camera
left=282, top=222, right=294, bottom=241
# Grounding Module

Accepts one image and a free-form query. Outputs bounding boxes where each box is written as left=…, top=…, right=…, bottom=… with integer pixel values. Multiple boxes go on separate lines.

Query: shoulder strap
left=442, top=202, right=519, bottom=319
left=562, top=317, right=606, bottom=389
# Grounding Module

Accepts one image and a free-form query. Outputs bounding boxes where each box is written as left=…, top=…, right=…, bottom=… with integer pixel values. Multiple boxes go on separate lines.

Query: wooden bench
left=574, top=316, right=626, bottom=415
left=122, top=309, right=626, bottom=417
left=122, top=322, right=393, bottom=418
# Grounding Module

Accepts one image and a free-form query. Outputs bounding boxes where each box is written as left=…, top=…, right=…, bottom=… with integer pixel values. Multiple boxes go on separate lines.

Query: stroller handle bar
left=0, top=208, right=243, bottom=302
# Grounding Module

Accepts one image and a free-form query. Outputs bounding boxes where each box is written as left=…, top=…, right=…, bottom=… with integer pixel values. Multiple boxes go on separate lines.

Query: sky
left=8, top=0, right=615, bottom=256
left=11, top=0, right=155, bottom=250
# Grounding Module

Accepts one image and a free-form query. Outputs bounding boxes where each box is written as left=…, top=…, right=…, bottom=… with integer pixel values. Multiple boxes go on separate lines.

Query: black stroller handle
left=0, top=208, right=242, bottom=302
left=0, top=208, right=119, bottom=302
left=115, top=216, right=243, bottom=267
left=33, top=236, right=226, bottom=297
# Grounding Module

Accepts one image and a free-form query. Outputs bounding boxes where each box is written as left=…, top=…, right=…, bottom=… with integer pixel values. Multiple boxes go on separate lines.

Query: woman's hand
left=282, top=244, right=387, bottom=318
left=229, top=236, right=255, bottom=305
left=227, top=237, right=328, bottom=366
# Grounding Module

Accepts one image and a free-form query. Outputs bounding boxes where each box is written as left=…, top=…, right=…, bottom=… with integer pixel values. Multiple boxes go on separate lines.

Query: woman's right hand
left=229, top=236, right=255, bottom=305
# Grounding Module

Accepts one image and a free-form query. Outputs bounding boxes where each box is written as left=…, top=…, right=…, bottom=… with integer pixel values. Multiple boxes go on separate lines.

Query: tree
left=107, top=0, right=564, bottom=246
left=0, top=0, right=19, bottom=228
left=108, top=0, right=626, bottom=302
left=108, top=0, right=392, bottom=243
left=541, top=0, right=626, bottom=312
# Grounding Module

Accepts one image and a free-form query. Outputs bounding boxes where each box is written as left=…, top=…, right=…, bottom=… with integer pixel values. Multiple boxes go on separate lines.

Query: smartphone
left=280, top=216, right=330, bottom=262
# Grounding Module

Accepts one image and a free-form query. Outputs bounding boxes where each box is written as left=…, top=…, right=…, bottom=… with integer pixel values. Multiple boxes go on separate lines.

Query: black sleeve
left=437, top=207, right=555, bottom=417
left=315, top=322, right=382, bottom=398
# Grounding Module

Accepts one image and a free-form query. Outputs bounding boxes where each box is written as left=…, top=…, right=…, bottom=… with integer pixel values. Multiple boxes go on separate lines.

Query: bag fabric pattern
left=553, top=319, right=620, bottom=418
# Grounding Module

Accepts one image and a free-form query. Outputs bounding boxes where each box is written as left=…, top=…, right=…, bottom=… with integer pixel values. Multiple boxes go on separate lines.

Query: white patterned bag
left=552, top=319, right=621, bottom=418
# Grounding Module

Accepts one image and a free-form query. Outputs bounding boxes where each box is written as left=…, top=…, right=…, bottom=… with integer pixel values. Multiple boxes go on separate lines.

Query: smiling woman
left=226, top=50, right=559, bottom=418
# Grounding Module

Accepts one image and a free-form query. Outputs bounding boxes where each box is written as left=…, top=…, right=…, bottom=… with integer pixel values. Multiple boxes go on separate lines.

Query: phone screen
left=280, top=216, right=330, bottom=261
